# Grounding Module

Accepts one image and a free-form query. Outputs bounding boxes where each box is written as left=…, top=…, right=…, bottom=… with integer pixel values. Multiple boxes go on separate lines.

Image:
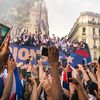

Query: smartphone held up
left=41, top=46, right=48, bottom=57
left=68, top=72, right=72, bottom=82
left=0, top=20, right=12, bottom=48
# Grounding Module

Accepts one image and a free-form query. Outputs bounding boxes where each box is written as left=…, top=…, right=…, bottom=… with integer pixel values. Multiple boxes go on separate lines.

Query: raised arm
left=0, top=58, right=15, bottom=100
left=96, top=63, right=100, bottom=95
left=48, top=46, right=63, bottom=100
left=30, top=78, right=38, bottom=100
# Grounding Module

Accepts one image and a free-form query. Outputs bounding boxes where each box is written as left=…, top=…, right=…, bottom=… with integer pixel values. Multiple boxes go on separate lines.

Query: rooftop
left=81, top=11, right=100, bottom=18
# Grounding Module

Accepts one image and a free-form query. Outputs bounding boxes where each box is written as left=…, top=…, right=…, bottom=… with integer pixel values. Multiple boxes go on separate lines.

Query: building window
left=82, top=27, right=86, bottom=35
left=83, top=27, right=86, bottom=32
left=92, top=18, right=95, bottom=21
left=99, top=39, right=100, bottom=49
left=93, top=28, right=96, bottom=36
left=92, top=18, right=96, bottom=24
left=98, top=20, right=100, bottom=25
left=93, top=39, right=97, bottom=48
left=99, top=29, right=100, bottom=36
left=88, top=20, right=91, bottom=24
left=94, top=52, right=97, bottom=60
left=93, top=28, right=95, bottom=34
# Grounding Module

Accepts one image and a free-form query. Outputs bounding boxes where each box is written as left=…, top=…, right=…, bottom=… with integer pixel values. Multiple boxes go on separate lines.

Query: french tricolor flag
left=10, top=67, right=23, bottom=100
left=9, top=52, right=23, bottom=100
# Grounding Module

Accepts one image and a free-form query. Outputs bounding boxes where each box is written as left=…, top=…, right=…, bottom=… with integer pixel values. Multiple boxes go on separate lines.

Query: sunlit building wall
left=68, top=12, right=100, bottom=62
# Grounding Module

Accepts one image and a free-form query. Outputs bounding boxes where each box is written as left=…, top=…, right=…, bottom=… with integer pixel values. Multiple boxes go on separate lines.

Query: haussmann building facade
left=68, top=12, right=100, bottom=62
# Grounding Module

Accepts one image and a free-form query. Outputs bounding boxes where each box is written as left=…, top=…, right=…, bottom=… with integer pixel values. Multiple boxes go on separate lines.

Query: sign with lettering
left=9, top=44, right=39, bottom=64
left=9, top=44, right=66, bottom=65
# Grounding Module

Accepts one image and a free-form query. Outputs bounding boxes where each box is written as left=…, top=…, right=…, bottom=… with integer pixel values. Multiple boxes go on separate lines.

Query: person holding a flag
left=0, top=35, right=15, bottom=100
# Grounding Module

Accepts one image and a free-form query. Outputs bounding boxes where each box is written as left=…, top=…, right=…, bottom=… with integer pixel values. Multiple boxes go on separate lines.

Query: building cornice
left=68, top=23, right=100, bottom=39
left=68, top=12, right=100, bottom=40
left=81, top=12, right=100, bottom=18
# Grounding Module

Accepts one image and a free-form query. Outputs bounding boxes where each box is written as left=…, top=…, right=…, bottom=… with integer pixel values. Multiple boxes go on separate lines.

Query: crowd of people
left=10, top=29, right=85, bottom=52
left=0, top=33, right=100, bottom=100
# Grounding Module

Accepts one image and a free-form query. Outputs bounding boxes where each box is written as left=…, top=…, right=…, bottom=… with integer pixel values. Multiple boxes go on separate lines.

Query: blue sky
left=46, top=0, right=100, bottom=37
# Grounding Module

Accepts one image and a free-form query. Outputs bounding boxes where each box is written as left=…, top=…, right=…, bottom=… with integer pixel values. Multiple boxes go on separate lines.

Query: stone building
left=68, top=12, right=100, bottom=62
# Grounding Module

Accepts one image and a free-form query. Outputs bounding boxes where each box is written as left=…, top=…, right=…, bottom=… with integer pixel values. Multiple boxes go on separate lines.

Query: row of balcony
left=88, top=21, right=100, bottom=26
left=82, top=33, right=100, bottom=39
left=93, top=46, right=100, bottom=49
